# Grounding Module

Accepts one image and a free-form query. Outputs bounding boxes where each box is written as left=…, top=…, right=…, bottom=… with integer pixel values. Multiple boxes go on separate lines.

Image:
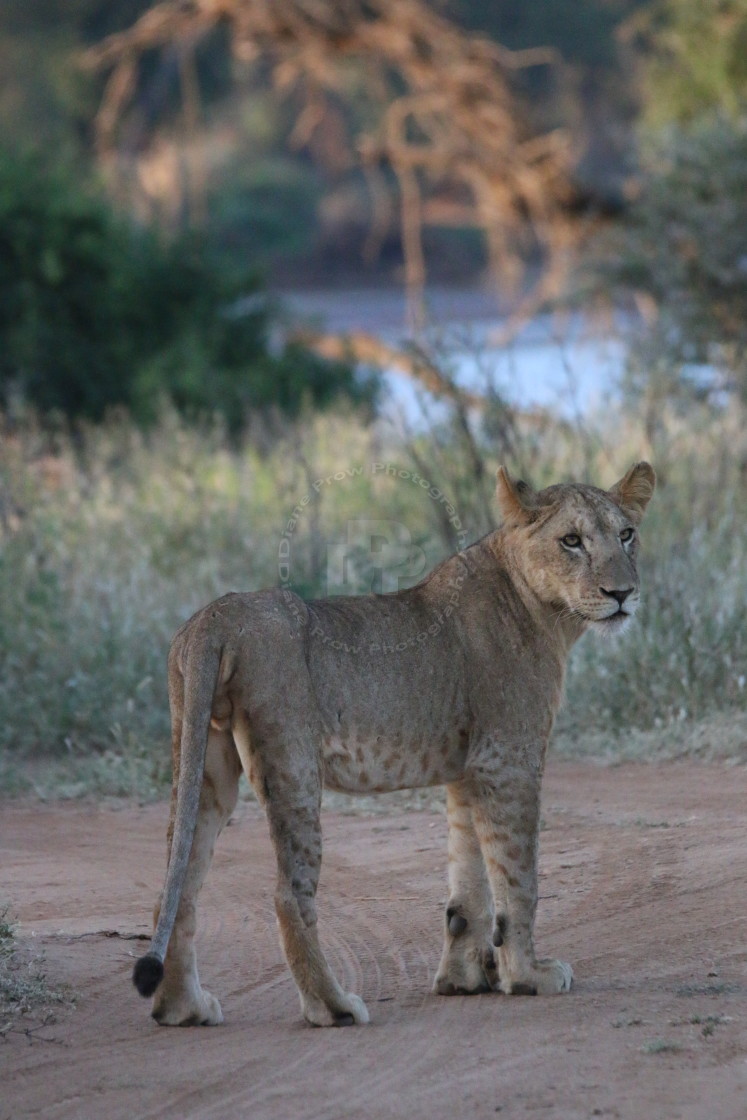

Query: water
left=283, top=287, right=626, bottom=421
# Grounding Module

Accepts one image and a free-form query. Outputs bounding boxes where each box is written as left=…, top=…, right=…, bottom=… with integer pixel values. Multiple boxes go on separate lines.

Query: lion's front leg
left=434, top=782, right=499, bottom=995
left=469, top=760, right=573, bottom=996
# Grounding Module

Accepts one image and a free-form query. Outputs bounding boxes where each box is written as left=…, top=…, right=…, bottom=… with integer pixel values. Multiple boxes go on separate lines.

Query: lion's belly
left=321, top=729, right=467, bottom=793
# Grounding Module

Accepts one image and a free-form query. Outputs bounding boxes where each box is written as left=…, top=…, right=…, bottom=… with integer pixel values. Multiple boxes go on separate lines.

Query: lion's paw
left=501, top=958, right=573, bottom=996
left=434, top=948, right=498, bottom=995
left=152, top=985, right=224, bottom=1027
left=434, top=905, right=500, bottom=996
left=302, top=991, right=369, bottom=1027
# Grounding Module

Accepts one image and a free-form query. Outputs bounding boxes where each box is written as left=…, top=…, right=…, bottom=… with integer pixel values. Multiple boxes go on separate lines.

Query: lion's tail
left=132, top=636, right=221, bottom=998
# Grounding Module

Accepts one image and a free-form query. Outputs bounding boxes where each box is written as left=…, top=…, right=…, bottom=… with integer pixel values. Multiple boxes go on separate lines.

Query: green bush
left=0, top=149, right=377, bottom=430
left=594, top=114, right=747, bottom=406
left=636, top=0, right=747, bottom=130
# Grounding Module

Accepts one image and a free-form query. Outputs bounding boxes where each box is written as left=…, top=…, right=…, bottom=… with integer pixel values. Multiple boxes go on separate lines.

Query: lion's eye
left=560, top=533, right=582, bottom=549
left=620, top=527, right=635, bottom=544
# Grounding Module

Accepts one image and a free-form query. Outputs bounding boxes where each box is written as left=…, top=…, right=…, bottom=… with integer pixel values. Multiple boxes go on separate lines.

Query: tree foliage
left=596, top=115, right=747, bottom=405
left=589, top=2, right=747, bottom=408
left=633, top=0, right=747, bottom=128
left=0, top=149, right=374, bottom=427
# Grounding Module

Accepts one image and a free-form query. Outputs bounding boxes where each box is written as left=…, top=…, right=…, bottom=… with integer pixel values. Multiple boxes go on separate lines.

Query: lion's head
left=495, top=462, right=656, bottom=632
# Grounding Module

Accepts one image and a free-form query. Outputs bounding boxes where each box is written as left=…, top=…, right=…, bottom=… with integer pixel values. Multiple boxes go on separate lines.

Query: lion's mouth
left=592, top=608, right=631, bottom=629
left=576, top=607, right=631, bottom=627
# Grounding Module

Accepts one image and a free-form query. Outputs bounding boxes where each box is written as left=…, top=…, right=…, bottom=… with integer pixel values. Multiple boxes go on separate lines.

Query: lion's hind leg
left=261, top=741, right=369, bottom=1027
left=151, top=727, right=241, bottom=1026
left=434, top=781, right=499, bottom=996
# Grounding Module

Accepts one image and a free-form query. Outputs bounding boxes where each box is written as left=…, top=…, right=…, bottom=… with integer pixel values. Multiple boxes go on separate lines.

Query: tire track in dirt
left=2, top=762, right=747, bottom=1120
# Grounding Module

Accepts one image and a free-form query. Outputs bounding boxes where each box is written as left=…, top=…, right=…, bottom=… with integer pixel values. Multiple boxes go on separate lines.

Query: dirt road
left=2, top=761, right=746, bottom=1120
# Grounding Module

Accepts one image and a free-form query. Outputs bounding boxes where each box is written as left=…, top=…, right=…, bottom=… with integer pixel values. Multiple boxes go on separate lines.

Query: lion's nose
left=600, top=587, right=633, bottom=606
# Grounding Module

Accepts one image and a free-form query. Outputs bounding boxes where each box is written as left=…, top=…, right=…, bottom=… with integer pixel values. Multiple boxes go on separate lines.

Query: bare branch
left=83, top=0, right=573, bottom=318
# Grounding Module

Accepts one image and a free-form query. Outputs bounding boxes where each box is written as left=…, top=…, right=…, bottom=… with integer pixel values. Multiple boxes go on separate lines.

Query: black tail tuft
left=133, top=953, right=164, bottom=997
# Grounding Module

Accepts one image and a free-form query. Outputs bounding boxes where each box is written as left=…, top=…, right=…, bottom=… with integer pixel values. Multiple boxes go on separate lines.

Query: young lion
left=133, top=462, right=655, bottom=1027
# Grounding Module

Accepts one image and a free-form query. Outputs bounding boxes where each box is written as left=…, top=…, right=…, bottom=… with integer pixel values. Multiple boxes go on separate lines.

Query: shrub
left=0, top=148, right=377, bottom=430
left=594, top=115, right=747, bottom=406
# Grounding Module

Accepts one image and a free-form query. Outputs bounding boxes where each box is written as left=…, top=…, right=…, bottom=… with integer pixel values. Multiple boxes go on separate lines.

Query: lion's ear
left=608, top=462, right=656, bottom=524
left=495, top=466, right=540, bottom=524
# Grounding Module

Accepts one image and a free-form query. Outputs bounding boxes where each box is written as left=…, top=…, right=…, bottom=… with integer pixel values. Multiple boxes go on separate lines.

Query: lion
left=132, top=461, right=655, bottom=1027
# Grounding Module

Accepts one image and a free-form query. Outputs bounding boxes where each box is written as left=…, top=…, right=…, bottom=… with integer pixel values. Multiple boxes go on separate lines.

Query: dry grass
left=1, top=397, right=745, bottom=798
left=0, top=908, right=73, bottom=1035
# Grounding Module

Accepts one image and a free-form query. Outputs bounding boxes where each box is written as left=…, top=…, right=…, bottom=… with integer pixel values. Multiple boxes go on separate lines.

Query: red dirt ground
left=2, top=760, right=746, bottom=1120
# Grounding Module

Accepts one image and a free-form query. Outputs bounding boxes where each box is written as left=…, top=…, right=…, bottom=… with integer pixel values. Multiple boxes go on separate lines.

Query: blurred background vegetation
left=1, top=0, right=746, bottom=795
